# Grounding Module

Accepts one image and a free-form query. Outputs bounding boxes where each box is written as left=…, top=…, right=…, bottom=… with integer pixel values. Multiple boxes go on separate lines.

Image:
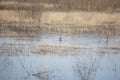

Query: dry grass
left=100, top=46, right=120, bottom=54
left=0, top=10, right=120, bottom=26
left=41, top=11, right=120, bottom=26
left=0, top=0, right=120, bottom=11
left=32, top=43, right=92, bottom=55
left=0, top=43, right=25, bottom=56
left=0, top=9, right=120, bottom=38
left=0, top=10, right=33, bottom=24
left=0, top=1, right=54, bottom=10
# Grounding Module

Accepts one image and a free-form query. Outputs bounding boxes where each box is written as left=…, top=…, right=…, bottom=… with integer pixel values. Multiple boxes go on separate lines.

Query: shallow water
left=0, top=33, right=120, bottom=80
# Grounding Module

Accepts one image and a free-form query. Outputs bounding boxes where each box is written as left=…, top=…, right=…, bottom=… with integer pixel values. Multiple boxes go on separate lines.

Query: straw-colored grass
left=0, top=10, right=120, bottom=26
left=32, top=43, right=92, bottom=55
left=41, top=11, right=120, bottom=26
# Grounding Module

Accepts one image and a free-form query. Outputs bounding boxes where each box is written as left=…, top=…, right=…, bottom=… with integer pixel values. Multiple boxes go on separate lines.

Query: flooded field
left=0, top=26, right=120, bottom=80
left=0, top=0, right=120, bottom=79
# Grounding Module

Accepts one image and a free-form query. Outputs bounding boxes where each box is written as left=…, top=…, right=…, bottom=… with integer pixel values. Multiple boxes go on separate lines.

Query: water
left=0, top=33, right=120, bottom=80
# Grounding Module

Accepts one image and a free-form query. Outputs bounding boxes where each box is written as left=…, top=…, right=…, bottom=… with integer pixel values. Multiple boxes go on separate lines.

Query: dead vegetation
left=73, top=55, right=99, bottom=80
left=0, top=23, right=120, bottom=38
left=0, top=43, right=30, bottom=56
left=100, top=46, right=120, bottom=54
left=0, top=0, right=120, bottom=11
left=0, top=0, right=120, bottom=56
left=1, top=10, right=120, bottom=26
left=32, top=70, right=56, bottom=80
left=32, top=44, right=92, bottom=55
left=0, top=0, right=120, bottom=38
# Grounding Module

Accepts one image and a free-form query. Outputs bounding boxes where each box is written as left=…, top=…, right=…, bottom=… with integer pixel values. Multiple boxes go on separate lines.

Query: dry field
left=0, top=10, right=120, bottom=26
left=0, top=10, right=120, bottom=37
